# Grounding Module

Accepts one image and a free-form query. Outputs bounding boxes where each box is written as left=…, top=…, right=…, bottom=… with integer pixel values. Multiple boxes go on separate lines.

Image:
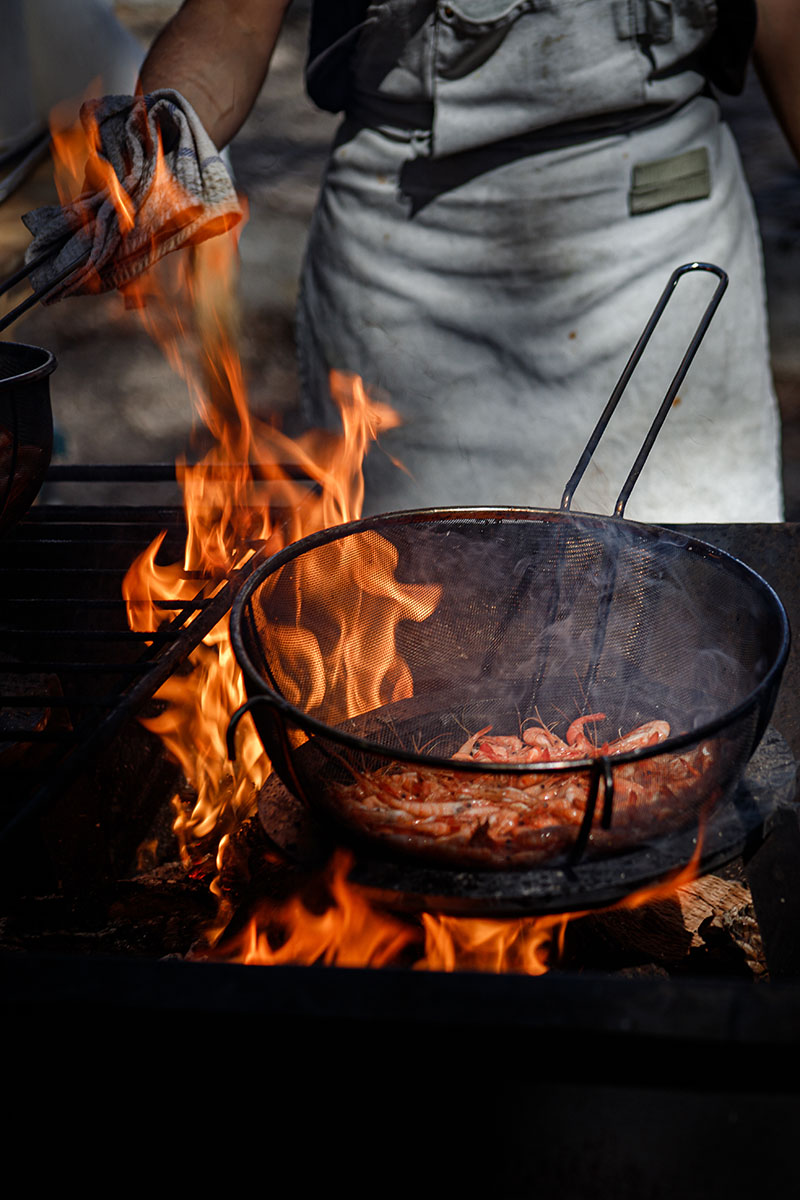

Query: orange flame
left=48, top=85, right=222, bottom=300
left=49, top=88, right=136, bottom=240
left=213, top=851, right=417, bottom=968
left=418, top=910, right=567, bottom=974
left=205, top=830, right=705, bottom=973
left=200, top=849, right=567, bottom=973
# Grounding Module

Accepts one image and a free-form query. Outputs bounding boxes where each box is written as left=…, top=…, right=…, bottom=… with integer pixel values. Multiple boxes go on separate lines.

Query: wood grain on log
left=574, top=875, right=767, bottom=977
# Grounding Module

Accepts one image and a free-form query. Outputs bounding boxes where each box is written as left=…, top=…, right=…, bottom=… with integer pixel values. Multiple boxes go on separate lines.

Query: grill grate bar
left=13, top=505, right=186, bottom=519
left=0, top=661, right=155, bottom=674
left=0, top=598, right=211, bottom=610
left=2, top=629, right=181, bottom=642
left=0, top=695, right=117, bottom=707
left=45, top=461, right=319, bottom=483
left=1, top=729, right=83, bottom=744
left=0, top=568, right=169, bottom=580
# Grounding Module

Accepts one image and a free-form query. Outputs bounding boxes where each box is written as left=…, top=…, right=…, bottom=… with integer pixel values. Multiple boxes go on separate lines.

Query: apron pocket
left=629, top=145, right=711, bottom=214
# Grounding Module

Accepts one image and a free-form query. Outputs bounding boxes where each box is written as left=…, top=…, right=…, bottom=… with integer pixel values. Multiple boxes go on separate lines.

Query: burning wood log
left=571, top=874, right=766, bottom=977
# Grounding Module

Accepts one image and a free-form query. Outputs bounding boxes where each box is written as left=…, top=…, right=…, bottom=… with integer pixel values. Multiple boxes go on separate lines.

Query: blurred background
left=1, top=0, right=799, bottom=516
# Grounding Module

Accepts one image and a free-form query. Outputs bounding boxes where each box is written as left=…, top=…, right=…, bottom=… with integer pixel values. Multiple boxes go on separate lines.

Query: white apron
left=296, top=1, right=782, bottom=523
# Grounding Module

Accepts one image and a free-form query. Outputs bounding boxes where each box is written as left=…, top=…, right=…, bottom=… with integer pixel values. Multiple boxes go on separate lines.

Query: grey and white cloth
left=297, top=0, right=783, bottom=524
left=22, top=89, right=242, bottom=300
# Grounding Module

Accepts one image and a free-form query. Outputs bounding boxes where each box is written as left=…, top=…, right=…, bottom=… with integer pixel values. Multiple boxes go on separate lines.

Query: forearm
left=754, top=0, right=800, bottom=165
left=138, top=0, right=293, bottom=148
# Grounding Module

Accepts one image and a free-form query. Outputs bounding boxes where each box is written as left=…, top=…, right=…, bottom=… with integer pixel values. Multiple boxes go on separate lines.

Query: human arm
left=754, top=0, right=800, bottom=164
left=138, top=0, right=294, bottom=149
left=22, top=0, right=295, bottom=297
left=20, top=0, right=292, bottom=297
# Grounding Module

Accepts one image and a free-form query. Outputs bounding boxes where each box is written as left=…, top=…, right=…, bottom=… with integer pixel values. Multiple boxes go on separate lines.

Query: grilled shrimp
left=603, top=720, right=670, bottom=754
left=326, top=708, right=716, bottom=867
left=566, top=713, right=608, bottom=750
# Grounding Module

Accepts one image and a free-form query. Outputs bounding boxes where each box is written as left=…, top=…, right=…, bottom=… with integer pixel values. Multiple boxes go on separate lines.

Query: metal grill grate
left=0, top=464, right=267, bottom=846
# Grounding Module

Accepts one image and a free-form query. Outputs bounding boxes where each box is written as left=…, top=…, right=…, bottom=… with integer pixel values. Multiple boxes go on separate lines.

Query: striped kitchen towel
left=21, top=88, right=242, bottom=300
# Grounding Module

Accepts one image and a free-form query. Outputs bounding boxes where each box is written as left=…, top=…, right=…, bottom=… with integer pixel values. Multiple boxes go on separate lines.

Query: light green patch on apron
left=629, top=146, right=711, bottom=215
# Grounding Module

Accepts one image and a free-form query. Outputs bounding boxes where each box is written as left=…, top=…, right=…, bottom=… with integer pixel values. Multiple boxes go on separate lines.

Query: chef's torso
left=307, top=1, right=740, bottom=158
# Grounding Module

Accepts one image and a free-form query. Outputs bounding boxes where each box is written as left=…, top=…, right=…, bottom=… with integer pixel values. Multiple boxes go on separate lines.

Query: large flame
left=203, top=837, right=705, bottom=973
left=51, top=103, right=705, bottom=974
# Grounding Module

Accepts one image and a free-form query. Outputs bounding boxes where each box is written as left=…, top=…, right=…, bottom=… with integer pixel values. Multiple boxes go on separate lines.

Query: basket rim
left=0, top=340, right=56, bottom=388
left=230, top=505, right=791, bottom=775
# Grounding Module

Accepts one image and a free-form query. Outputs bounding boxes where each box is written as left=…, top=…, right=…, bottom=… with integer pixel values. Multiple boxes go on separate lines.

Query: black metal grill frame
left=0, top=463, right=265, bottom=848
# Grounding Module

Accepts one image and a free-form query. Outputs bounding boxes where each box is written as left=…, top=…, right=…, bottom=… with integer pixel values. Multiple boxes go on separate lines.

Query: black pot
left=0, top=341, right=55, bottom=536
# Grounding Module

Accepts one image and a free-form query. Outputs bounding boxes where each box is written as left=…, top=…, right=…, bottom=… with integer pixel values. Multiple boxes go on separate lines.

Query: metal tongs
left=0, top=238, right=91, bottom=335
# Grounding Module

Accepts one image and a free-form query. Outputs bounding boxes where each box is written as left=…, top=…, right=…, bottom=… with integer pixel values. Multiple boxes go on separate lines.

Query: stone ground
left=2, top=1, right=799, bottom=515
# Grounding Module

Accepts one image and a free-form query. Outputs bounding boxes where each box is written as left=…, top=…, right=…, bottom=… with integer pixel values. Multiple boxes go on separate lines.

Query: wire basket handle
left=560, top=261, right=729, bottom=517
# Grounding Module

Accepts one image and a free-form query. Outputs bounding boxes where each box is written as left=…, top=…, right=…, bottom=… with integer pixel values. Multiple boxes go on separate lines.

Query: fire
left=50, top=102, right=707, bottom=974
left=202, top=849, right=567, bottom=973
left=202, top=837, right=706, bottom=973
left=216, top=851, right=418, bottom=968
left=418, top=911, right=567, bottom=974
left=120, top=270, right=415, bottom=850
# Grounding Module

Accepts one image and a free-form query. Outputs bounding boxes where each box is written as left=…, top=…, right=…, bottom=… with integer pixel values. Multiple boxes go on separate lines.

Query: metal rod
left=0, top=662, right=153, bottom=675
left=0, top=598, right=207, bottom=609
left=0, top=566, right=135, bottom=575
left=0, top=236, right=70, bottom=298
left=3, top=629, right=178, bottom=642
left=560, top=263, right=729, bottom=516
left=22, top=501, right=187, bottom=516
left=0, top=695, right=112, bottom=707
left=0, top=730, right=75, bottom=744
left=600, top=758, right=615, bottom=830
left=0, top=245, right=91, bottom=334
left=569, top=763, right=603, bottom=863
left=45, top=462, right=317, bottom=482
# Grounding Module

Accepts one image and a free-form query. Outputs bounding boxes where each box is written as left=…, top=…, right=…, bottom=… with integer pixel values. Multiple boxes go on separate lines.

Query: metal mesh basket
left=0, top=342, right=54, bottom=536
left=231, top=509, right=788, bottom=868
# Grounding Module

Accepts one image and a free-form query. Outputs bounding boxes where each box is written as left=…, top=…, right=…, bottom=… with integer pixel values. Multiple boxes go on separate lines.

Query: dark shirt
left=305, top=0, right=757, bottom=115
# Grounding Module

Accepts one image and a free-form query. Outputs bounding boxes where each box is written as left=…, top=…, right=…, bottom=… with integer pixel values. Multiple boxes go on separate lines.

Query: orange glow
left=262, top=528, right=441, bottom=725
left=47, top=90, right=240, bottom=304
left=199, top=849, right=571, bottom=973
left=48, top=86, right=105, bottom=206
left=202, top=836, right=704, bottom=973
left=418, top=910, right=568, bottom=975
left=210, top=851, right=417, bottom=968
